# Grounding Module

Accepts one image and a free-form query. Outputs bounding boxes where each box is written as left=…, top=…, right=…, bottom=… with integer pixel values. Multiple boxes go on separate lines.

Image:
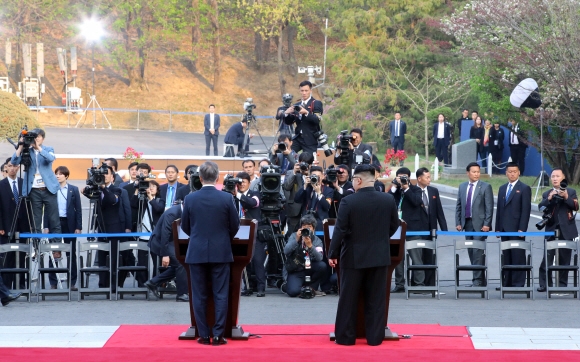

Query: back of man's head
left=353, top=164, right=375, bottom=181
left=200, top=161, right=219, bottom=184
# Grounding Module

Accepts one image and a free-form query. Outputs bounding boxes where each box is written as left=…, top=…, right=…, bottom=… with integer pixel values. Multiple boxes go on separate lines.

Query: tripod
left=131, top=191, right=155, bottom=286
left=263, top=215, right=287, bottom=287
left=533, top=108, right=549, bottom=201
left=82, top=197, right=105, bottom=288
left=239, top=113, right=272, bottom=158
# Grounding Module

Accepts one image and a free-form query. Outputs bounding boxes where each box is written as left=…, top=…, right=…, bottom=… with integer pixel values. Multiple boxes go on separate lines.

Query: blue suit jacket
left=44, top=184, right=83, bottom=232
left=203, top=113, right=221, bottom=135
left=224, top=122, right=246, bottom=147
left=11, top=146, right=59, bottom=196
left=182, top=186, right=240, bottom=264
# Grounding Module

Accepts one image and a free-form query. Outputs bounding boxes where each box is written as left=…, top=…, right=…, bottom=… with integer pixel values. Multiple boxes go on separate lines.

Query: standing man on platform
left=181, top=161, right=239, bottom=346
left=509, top=122, right=527, bottom=175
left=328, top=165, right=400, bottom=346
left=489, top=122, right=505, bottom=174
left=433, top=113, right=452, bottom=165
left=204, top=104, right=220, bottom=156
left=455, top=162, right=494, bottom=287
left=495, top=163, right=531, bottom=288
left=283, top=80, right=324, bottom=154
left=389, top=112, right=406, bottom=154
left=537, top=168, right=579, bottom=292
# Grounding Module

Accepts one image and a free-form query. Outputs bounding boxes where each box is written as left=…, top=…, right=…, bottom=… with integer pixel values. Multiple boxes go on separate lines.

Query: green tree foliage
left=0, top=91, right=40, bottom=140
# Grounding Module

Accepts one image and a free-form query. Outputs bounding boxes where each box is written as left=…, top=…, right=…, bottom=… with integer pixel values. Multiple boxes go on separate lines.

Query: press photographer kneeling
left=281, top=215, right=326, bottom=298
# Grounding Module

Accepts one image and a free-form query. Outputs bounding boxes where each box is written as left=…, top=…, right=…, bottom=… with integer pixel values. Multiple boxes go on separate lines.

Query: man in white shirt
left=204, top=104, right=221, bottom=156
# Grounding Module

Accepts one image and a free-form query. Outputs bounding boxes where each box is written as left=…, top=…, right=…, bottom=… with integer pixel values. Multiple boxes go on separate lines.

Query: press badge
left=33, top=173, right=45, bottom=187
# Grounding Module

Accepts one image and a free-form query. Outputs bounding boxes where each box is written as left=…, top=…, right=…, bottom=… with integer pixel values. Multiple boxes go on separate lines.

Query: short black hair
left=236, top=171, right=251, bottom=183
left=463, top=109, right=469, bottom=112
left=466, top=162, right=480, bottom=172
left=396, top=167, right=411, bottom=177
left=104, top=158, right=118, bottom=171
left=32, top=128, right=45, bottom=138
left=350, top=128, right=363, bottom=137
left=184, top=164, right=199, bottom=180
left=5, top=157, right=11, bottom=165
left=54, top=166, right=70, bottom=178
left=105, top=165, right=114, bottom=175
left=128, top=161, right=139, bottom=170
left=298, top=152, right=314, bottom=164
left=506, top=162, right=519, bottom=170
left=353, top=164, right=375, bottom=178
left=278, top=134, right=291, bottom=142
left=310, top=166, right=324, bottom=174
left=209, top=104, right=215, bottom=108
left=165, top=164, right=179, bottom=173
left=472, top=111, right=478, bottom=115
left=259, top=158, right=271, bottom=166
left=299, top=80, right=312, bottom=89
left=242, top=159, right=255, bottom=167
left=137, top=163, right=152, bottom=173
left=416, top=167, right=430, bottom=178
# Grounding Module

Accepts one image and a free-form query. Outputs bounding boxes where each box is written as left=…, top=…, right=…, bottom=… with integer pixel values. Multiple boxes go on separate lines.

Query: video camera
left=20, top=126, right=38, bottom=148
left=6, top=125, right=38, bottom=169
left=223, top=174, right=243, bottom=194
left=282, top=93, right=293, bottom=107
left=188, top=166, right=202, bottom=192
left=85, top=162, right=109, bottom=199
left=136, top=171, right=156, bottom=195
left=259, top=165, right=285, bottom=215
left=324, top=165, right=337, bottom=185
left=244, top=98, right=256, bottom=114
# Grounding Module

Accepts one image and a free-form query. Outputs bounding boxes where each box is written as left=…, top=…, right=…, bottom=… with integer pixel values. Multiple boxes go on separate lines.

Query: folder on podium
left=172, top=218, right=257, bottom=341
left=323, top=219, right=407, bottom=341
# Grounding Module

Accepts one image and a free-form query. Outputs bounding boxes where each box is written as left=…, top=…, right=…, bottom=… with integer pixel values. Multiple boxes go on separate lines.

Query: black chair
left=499, top=240, right=534, bottom=299
left=405, top=239, right=439, bottom=299
left=37, top=242, right=72, bottom=301
left=454, top=239, right=488, bottom=299
left=116, top=240, right=150, bottom=300
left=0, top=243, right=33, bottom=302
left=77, top=241, right=112, bottom=301
left=545, top=240, right=579, bottom=299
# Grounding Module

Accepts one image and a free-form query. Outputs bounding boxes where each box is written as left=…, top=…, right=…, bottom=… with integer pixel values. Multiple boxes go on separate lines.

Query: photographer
left=283, top=152, right=314, bottom=235
left=270, top=134, right=297, bottom=175
left=281, top=215, right=326, bottom=297
left=373, top=164, right=386, bottom=192
left=334, top=128, right=373, bottom=170
left=294, top=166, right=333, bottom=232
left=328, top=164, right=354, bottom=218
left=276, top=93, right=294, bottom=135
left=104, top=158, right=123, bottom=186
left=130, top=180, right=164, bottom=230
left=250, top=159, right=271, bottom=192
left=11, top=128, right=61, bottom=243
left=224, top=119, right=252, bottom=157
left=175, top=164, right=199, bottom=203
left=283, top=80, right=323, bottom=154
left=388, top=167, right=424, bottom=293
left=120, top=161, right=139, bottom=188
left=538, top=168, right=579, bottom=292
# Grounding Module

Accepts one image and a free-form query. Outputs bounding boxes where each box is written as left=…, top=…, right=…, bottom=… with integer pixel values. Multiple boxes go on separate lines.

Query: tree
left=442, top=0, right=580, bottom=182
left=208, top=0, right=221, bottom=92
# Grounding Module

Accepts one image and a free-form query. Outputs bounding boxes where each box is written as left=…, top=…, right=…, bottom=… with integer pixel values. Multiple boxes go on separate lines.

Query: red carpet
left=3, top=324, right=580, bottom=361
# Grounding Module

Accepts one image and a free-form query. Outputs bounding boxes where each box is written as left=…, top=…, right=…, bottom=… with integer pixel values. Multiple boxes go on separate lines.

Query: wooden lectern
left=172, top=218, right=257, bottom=341
left=323, top=219, right=407, bottom=341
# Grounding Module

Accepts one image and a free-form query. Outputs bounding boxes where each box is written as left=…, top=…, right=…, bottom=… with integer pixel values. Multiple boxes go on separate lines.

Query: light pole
left=76, top=17, right=111, bottom=129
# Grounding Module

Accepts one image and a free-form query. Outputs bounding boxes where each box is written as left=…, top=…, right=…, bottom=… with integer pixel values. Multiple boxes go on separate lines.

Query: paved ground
left=1, top=127, right=580, bottom=330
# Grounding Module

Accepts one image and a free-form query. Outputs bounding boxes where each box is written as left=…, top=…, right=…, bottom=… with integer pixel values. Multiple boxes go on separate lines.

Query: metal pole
left=92, top=44, right=96, bottom=129
left=137, top=109, right=140, bottom=131
left=169, top=110, right=172, bottom=132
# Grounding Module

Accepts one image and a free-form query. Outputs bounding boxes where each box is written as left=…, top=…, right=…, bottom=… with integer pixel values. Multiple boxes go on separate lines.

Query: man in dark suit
left=433, top=114, right=452, bottom=165
left=204, top=104, right=220, bottom=156
left=509, top=122, right=527, bottom=175
left=223, top=119, right=250, bottom=157
left=328, top=164, right=400, bottom=346
left=294, top=166, right=333, bottom=232
left=144, top=204, right=188, bottom=301
left=538, top=168, right=579, bottom=291
left=82, top=165, right=124, bottom=291
left=44, top=166, right=82, bottom=290
left=389, top=112, right=407, bottom=153
left=414, top=167, right=448, bottom=287
left=159, top=165, right=186, bottom=209
left=455, top=162, right=494, bottom=286
left=456, top=109, right=470, bottom=142
left=283, top=152, right=314, bottom=236
left=104, top=158, right=123, bottom=186
left=494, top=163, right=531, bottom=288
left=174, top=164, right=199, bottom=203
left=334, top=128, right=373, bottom=170
left=489, top=122, right=505, bottom=174
left=182, top=161, right=239, bottom=346
left=0, top=158, right=31, bottom=289
left=283, top=80, right=324, bottom=154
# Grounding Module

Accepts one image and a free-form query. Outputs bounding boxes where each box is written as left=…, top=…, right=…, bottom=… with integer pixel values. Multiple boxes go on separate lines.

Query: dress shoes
left=391, top=286, right=405, bottom=293
left=1, top=292, right=22, bottom=306
left=176, top=294, right=189, bottom=302
left=212, top=336, right=228, bottom=346
left=144, top=280, right=161, bottom=299
left=241, top=289, right=253, bottom=297
left=197, top=337, right=211, bottom=345
left=537, top=286, right=547, bottom=292
left=256, top=292, right=265, bottom=297
left=71, top=286, right=78, bottom=291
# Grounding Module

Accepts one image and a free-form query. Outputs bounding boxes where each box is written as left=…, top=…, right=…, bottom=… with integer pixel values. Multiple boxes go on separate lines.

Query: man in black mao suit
left=203, top=104, right=221, bottom=156
left=283, top=80, right=324, bottom=154
left=182, top=162, right=239, bottom=346
left=328, top=165, right=400, bottom=346
left=538, top=168, right=579, bottom=291
left=495, top=163, right=531, bottom=288
left=333, top=128, right=373, bottom=170
left=433, top=114, right=452, bottom=165
left=223, top=119, right=250, bottom=157
left=0, top=158, right=31, bottom=289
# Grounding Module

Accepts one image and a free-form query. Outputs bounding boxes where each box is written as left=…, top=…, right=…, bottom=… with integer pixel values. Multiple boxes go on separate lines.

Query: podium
left=172, top=218, right=257, bottom=340
left=323, top=219, right=407, bottom=341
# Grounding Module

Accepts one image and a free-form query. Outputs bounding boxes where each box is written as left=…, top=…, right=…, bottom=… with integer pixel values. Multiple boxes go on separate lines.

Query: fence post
left=137, top=109, right=140, bottom=131
left=487, top=154, right=493, bottom=177
left=169, top=110, right=172, bottom=132
left=434, top=157, right=439, bottom=181
left=415, top=153, right=419, bottom=174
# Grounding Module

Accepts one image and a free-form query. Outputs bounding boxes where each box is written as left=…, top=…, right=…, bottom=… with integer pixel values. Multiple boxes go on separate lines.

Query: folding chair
left=545, top=240, right=579, bottom=299
left=116, top=240, right=150, bottom=300
left=0, top=243, right=33, bottom=301
left=499, top=240, right=534, bottom=299
left=78, top=241, right=112, bottom=301
left=405, top=239, right=439, bottom=299
left=454, top=239, right=488, bottom=299
left=37, top=242, right=72, bottom=302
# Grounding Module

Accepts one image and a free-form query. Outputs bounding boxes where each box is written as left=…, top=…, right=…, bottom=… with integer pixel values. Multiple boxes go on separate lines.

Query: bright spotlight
left=80, top=18, right=105, bottom=42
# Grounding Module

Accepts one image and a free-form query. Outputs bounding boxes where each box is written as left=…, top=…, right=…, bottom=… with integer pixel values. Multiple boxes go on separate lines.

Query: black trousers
left=335, top=265, right=388, bottom=346
left=435, top=141, right=449, bottom=164
left=500, top=236, right=526, bottom=287
left=291, top=136, right=317, bottom=154
left=97, top=238, right=120, bottom=290
left=539, top=234, right=572, bottom=288
left=510, top=145, right=526, bottom=175
left=251, top=239, right=267, bottom=292
left=150, top=252, right=188, bottom=295
left=30, top=189, right=61, bottom=243
left=392, top=137, right=404, bottom=153
left=189, top=263, right=230, bottom=338
left=205, top=134, right=218, bottom=156
left=49, top=218, right=77, bottom=287
left=491, top=148, right=502, bottom=173
left=285, top=260, right=326, bottom=297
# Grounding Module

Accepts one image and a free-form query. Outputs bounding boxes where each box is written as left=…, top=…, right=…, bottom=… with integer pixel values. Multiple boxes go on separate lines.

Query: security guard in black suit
left=538, top=168, right=579, bottom=291
left=283, top=80, right=323, bottom=154
left=328, top=165, right=400, bottom=346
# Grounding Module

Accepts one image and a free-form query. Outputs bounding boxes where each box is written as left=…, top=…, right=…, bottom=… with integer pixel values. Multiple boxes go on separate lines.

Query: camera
left=260, top=165, right=285, bottom=214
left=136, top=172, right=156, bottom=195
left=294, top=105, right=302, bottom=112
left=338, top=130, right=353, bottom=150
left=223, top=174, right=243, bottom=194
left=282, top=93, right=293, bottom=107
left=20, top=126, right=38, bottom=148
left=393, top=175, right=408, bottom=187
left=85, top=162, right=109, bottom=199
left=314, top=130, right=333, bottom=157
left=243, top=98, right=256, bottom=113
left=275, top=142, right=287, bottom=153
left=325, top=165, right=337, bottom=184
left=299, top=162, right=309, bottom=172
left=309, top=174, right=320, bottom=185
left=553, top=179, right=568, bottom=201
left=300, top=228, right=311, bottom=238
left=536, top=205, right=553, bottom=230
left=188, top=166, right=202, bottom=191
